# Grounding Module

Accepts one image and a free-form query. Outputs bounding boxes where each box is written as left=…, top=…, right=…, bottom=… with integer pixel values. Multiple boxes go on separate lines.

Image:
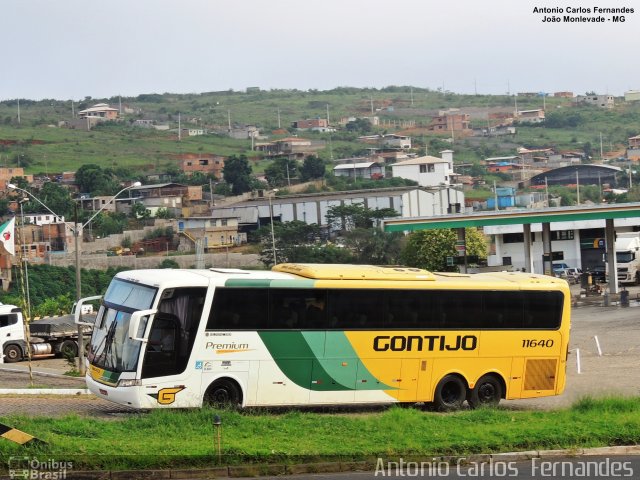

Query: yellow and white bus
left=78, top=264, right=570, bottom=410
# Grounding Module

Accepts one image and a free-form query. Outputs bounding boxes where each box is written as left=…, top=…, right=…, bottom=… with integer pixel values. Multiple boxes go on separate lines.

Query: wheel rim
left=477, top=382, right=497, bottom=403
left=212, top=387, right=230, bottom=403
left=6, top=348, right=18, bottom=360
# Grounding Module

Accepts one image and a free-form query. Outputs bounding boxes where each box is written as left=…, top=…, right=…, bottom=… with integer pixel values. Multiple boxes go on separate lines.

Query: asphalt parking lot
left=1, top=282, right=639, bottom=416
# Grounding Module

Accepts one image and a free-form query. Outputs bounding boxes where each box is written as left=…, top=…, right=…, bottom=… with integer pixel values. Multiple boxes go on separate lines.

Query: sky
left=1, top=0, right=638, bottom=100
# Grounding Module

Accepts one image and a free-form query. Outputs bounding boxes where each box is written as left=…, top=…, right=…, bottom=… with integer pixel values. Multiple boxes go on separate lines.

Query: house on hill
left=78, top=103, right=119, bottom=120
left=391, top=150, right=456, bottom=187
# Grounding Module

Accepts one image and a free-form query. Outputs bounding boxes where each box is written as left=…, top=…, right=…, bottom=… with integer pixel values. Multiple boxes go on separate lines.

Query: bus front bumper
left=86, top=375, right=146, bottom=409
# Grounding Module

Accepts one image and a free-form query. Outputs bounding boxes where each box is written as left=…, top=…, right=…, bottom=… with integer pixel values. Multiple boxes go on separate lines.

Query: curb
left=0, top=388, right=91, bottom=395
left=0, top=366, right=85, bottom=380
left=2, top=445, right=638, bottom=479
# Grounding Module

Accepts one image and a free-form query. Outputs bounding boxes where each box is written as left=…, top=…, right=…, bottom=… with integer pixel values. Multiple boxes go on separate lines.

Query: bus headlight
left=117, top=379, right=142, bottom=387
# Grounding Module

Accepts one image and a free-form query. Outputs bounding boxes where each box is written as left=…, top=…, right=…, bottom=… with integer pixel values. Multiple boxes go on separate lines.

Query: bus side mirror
left=74, top=295, right=103, bottom=326
left=129, top=309, right=157, bottom=342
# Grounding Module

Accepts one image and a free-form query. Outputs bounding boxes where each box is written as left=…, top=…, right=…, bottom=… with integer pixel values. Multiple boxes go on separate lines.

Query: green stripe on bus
left=225, top=279, right=316, bottom=288
left=258, top=331, right=392, bottom=391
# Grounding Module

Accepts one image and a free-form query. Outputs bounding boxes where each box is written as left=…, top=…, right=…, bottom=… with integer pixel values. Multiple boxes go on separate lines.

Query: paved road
left=1, top=299, right=639, bottom=417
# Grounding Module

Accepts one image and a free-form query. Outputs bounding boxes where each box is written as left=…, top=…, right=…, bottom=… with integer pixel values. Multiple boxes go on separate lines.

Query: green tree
left=222, top=155, right=253, bottom=195
left=9, top=176, right=29, bottom=189
left=299, top=156, right=326, bottom=181
left=345, top=118, right=373, bottom=134
left=75, top=164, right=119, bottom=195
left=326, top=204, right=399, bottom=232
left=131, top=202, right=151, bottom=219
left=264, top=157, right=298, bottom=188
left=37, top=182, right=74, bottom=218
left=400, top=228, right=487, bottom=272
left=155, top=207, right=173, bottom=219
left=342, top=228, right=404, bottom=265
left=159, top=258, right=180, bottom=269
left=256, top=221, right=322, bottom=266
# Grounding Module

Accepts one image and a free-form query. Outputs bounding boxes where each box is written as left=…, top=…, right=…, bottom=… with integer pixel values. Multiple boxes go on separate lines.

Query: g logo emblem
left=157, top=387, right=185, bottom=405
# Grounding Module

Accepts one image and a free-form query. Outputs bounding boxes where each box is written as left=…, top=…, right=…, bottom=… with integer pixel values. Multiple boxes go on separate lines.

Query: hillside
left=1, top=87, right=639, bottom=179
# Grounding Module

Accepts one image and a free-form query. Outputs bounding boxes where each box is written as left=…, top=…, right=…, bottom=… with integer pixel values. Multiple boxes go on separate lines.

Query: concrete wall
left=48, top=251, right=261, bottom=270
left=81, top=220, right=176, bottom=254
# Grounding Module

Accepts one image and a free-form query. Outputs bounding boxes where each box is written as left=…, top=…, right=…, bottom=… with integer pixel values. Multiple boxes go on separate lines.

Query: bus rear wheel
left=433, top=375, right=467, bottom=411
left=468, top=375, right=502, bottom=409
left=204, top=379, right=242, bottom=408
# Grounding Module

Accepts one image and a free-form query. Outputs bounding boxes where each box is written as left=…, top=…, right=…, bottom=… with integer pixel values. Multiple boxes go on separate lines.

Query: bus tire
left=60, top=340, right=79, bottom=358
left=204, top=379, right=242, bottom=409
left=468, top=374, right=503, bottom=409
left=433, top=374, right=467, bottom=411
left=3, top=344, right=23, bottom=363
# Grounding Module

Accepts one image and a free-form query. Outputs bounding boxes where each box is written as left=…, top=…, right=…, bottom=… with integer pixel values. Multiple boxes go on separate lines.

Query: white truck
left=615, top=232, right=640, bottom=284
left=0, top=303, right=94, bottom=363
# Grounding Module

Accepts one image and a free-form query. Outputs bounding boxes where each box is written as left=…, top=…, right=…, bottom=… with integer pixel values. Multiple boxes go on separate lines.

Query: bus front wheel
left=468, top=375, right=503, bottom=409
left=204, top=379, right=242, bottom=408
left=433, top=375, right=467, bottom=411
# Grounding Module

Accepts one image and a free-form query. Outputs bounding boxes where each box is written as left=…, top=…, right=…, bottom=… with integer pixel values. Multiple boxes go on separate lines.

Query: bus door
left=140, top=287, right=206, bottom=407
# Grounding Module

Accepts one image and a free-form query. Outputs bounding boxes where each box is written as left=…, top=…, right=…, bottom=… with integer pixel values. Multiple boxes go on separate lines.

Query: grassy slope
left=0, top=397, right=638, bottom=470
left=1, top=90, right=639, bottom=178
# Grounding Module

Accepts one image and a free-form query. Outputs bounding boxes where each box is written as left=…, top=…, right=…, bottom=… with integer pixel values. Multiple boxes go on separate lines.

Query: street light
left=268, top=189, right=279, bottom=266
left=8, top=181, right=142, bottom=375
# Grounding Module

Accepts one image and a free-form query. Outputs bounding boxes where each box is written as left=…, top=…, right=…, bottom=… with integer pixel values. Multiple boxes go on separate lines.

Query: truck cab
left=0, top=304, right=25, bottom=362
left=615, top=233, right=640, bottom=284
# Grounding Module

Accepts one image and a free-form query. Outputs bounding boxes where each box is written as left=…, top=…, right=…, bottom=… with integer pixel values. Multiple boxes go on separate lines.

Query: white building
left=391, top=150, right=455, bottom=187
left=624, top=90, right=640, bottom=102
left=577, top=95, right=615, bottom=109
left=23, top=214, right=65, bottom=226
left=215, top=186, right=466, bottom=234
left=382, top=134, right=411, bottom=149
left=485, top=218, right=640, bottom=273
left=333, top=162, right=384, bottom=179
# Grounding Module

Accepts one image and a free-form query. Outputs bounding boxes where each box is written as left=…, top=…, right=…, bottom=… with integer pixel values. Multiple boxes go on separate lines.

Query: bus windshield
left=89, top=279, right=157, bottom=373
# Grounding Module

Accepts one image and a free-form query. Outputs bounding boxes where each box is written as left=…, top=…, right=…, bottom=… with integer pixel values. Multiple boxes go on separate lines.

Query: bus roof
left=273, top=263, right=436, bottom=281
left=113, top=265, right=569, bottom=292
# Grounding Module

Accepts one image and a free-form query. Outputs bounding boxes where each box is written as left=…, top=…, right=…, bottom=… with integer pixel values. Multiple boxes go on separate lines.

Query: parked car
left=552, top=263, right=571, bottom=276
left=559, top=267, right=582, bottom=284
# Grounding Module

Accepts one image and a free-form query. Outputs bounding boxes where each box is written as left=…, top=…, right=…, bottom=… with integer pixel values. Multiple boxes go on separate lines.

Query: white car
left=560, top=267, right=583, bottom=284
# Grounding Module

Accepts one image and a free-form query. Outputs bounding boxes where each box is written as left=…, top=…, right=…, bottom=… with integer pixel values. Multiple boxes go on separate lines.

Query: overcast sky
left=2, top=0, right=638, bottom=100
